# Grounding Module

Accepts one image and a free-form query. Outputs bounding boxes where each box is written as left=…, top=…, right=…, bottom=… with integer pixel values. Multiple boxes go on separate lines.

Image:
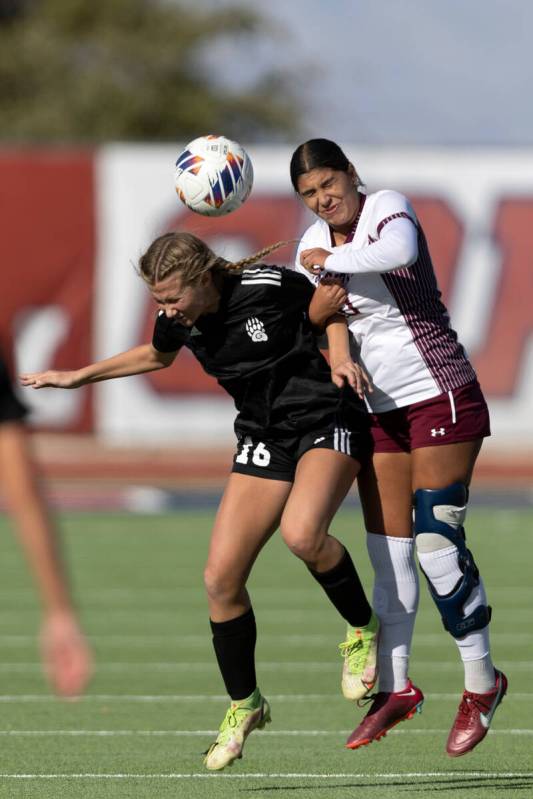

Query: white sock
left=367, top=533, right=419, bottom=693
left=459, top=579, right=495, bottom=693
left=417, top=545, right=495, bottom=693
left=417, top=544, right=462, bottom=595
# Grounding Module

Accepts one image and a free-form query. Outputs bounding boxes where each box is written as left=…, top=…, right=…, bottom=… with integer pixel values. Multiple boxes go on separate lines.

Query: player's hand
left=309, top=281, right=347, bottom=327
left=318, top=280, right=346, bottom=310
left=331, top=359, right=373, bottom=399
left=300, top=247, right=331, bottom=273
left=20, top=370, right=82, bottom=389
left=40, top=610, right=93, bottom=699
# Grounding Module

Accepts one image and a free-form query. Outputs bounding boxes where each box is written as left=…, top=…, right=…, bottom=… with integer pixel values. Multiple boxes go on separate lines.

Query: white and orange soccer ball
left=174, top=135, right=254, bottom=216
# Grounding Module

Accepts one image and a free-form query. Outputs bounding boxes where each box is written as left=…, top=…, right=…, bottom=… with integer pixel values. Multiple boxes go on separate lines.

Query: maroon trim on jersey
left=377, top=211, right=416, bottom=237
left=326, top=193, right=366, bottom=316
left=380, top=225, right=477, bottom=393
left=329, top=193, right=366, bottom=246
left=342, top=294, right=360, bottom=316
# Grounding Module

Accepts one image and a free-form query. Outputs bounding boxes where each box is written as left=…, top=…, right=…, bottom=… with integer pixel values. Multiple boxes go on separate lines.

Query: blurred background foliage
left=0, top=0, right=299, bottom=142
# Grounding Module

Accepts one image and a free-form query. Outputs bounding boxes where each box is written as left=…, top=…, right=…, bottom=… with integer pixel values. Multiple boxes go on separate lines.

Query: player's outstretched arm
left=0, top=422, right=92, bottom=698
left=20, top=344, right=177, bottom=389
left=40, top=609, right=92, bottom=699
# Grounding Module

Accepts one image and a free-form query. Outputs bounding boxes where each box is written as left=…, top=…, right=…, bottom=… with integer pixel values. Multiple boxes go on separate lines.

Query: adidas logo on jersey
left=246, top=317, right=268, bottom=342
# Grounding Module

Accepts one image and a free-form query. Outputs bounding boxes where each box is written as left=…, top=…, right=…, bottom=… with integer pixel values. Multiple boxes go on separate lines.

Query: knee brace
left=413, top=482, right=491, bottom=638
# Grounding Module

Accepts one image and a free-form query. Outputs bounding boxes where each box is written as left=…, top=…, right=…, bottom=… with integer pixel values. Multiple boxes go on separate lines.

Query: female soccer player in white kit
left=290, top=138, right=507, bottom=757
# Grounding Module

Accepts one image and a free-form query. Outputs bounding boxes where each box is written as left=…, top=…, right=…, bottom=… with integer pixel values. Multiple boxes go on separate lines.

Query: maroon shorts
left=370, top=381, right=491, bottom=454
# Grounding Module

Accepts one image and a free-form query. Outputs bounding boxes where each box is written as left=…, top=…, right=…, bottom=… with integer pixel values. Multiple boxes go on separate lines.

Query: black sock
left=308, top=547, right=372, bottom=627
left=210, top=607, right=257, bottom=701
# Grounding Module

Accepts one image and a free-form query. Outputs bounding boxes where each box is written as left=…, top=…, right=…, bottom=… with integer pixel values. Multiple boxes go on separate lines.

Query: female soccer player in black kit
left=22, top=231, right=379, bottom=771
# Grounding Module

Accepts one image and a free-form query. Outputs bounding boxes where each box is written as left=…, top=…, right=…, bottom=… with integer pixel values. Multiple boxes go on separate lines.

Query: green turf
left=0, top=507, right=531, bottom=798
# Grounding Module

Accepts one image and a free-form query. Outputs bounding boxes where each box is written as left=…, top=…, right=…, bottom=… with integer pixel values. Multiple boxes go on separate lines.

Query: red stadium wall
left=0, top=150, right=96, bottom=431
left=1, top=146, right=532, bottom=449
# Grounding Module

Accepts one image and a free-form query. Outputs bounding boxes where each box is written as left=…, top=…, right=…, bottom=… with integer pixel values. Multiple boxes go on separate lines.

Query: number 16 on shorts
left=235, top=436, right=271, bottom=467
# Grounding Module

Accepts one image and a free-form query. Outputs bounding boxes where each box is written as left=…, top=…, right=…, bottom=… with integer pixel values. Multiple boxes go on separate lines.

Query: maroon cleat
left=446, top=669, right=508, bottom=757
left=345, top=679, right=424, bottom=750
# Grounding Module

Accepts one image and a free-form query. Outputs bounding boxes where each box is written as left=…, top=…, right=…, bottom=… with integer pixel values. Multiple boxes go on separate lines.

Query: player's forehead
left=297, top=167, right=344, bottom=193
left=151, top=272, right=187, bottom=300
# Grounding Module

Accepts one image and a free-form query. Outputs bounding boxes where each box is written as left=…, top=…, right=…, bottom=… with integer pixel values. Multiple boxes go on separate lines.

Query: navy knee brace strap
left=413, top=482, right=491, bottom=638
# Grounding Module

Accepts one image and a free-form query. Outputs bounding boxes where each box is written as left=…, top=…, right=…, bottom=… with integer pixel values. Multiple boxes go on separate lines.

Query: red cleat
left=446, top=669, right=508, bottom=757
left=345, top=679, right=424, bottom=750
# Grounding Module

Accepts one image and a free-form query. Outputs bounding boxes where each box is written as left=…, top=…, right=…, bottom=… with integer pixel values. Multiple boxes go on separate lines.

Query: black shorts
left=232, top=416, right=372, bottom=482
left=0, top=358, right=27, bottom=424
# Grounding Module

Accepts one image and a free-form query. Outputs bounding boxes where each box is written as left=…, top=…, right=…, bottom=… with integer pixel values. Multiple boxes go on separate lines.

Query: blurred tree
left=0, top=0, right=298, bottom=141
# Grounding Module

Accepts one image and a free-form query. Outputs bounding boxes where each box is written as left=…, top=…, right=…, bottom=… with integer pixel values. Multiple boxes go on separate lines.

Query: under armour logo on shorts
left=246, top=317, right=268, bottom=342
left=431, top=427, right=446, bottom=437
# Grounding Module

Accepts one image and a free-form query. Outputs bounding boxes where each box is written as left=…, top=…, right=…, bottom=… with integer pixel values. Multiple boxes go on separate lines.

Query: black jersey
left=152, top=266, right=367, bottom=438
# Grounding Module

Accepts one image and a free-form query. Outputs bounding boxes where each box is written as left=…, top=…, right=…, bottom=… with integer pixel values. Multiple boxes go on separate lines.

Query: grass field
left=0, top=506, right=531, bottom=798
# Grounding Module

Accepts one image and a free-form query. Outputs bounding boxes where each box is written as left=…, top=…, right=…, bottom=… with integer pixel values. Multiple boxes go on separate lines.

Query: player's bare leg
left=359, top=452, right=413, bottom=538
left=203, top=474, right=290, bottom=770
left=281, top=449, right=379, bottom=701
left=205, top=473, right=290, bottom=622
left=411, top=440, right=482, bottom=491
left=280, top=448, right=359, bottom=571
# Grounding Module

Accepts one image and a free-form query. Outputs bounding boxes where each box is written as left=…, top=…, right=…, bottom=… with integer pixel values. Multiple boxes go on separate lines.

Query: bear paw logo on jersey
left=245, top=317, right=268, bottom=342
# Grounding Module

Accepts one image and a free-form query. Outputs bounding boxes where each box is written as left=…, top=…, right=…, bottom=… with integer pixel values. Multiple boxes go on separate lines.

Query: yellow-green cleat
left=204, top=688, right=271, bottom=771
left=339, top=611, right=380, bottom=701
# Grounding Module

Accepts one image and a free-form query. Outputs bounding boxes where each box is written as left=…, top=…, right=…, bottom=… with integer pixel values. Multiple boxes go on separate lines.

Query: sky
left=198, top=0, right=531, bottom=145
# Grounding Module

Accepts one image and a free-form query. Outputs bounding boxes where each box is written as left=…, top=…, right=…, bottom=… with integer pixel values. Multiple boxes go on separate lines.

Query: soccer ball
left=174, top=135, right=254, bottom=216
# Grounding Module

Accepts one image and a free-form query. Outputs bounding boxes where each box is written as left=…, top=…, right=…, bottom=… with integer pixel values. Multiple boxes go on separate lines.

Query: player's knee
left=413, top=482, right=491, bottom=638
left=203, top=564, right=242, bottom=605
left=280, top=520, right=327, bottom=566
left=413, top=481, right=468, bottom=553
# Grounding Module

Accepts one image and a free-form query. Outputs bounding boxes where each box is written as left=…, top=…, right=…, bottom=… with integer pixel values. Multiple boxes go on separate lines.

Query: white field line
left=0, top=633, right=530, bottom=646
left=0, top=771, right=532, bottom=780
left=2, top=607, right=531, bottom=620
left=0, top=728, right=531, bottom=737
left=0, top=660, right=530, bottom=673
left=0, top=693, right=531, bottom=702
left=0, top=585, right=530, bottom=598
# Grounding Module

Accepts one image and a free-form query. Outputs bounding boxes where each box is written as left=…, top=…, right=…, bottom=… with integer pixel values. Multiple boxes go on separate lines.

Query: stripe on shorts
left=448, top=390, right=457, bottom=424
left=334, top=428, right=351, bottom=455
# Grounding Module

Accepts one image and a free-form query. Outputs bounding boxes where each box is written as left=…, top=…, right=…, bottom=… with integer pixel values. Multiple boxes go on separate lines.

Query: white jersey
left=295, top=189, right=476, bottom=413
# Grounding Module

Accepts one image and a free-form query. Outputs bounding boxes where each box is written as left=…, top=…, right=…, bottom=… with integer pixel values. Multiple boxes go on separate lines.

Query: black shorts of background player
left=21, top=231, right=379, bottom=771
left=0, top=351, right=92, bottom=697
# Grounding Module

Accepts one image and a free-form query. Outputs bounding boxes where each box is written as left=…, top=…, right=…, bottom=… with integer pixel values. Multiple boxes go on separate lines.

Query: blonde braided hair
left=228, top=240, right=295, bottom=270
left=139, top=232, right=296, bottom=286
